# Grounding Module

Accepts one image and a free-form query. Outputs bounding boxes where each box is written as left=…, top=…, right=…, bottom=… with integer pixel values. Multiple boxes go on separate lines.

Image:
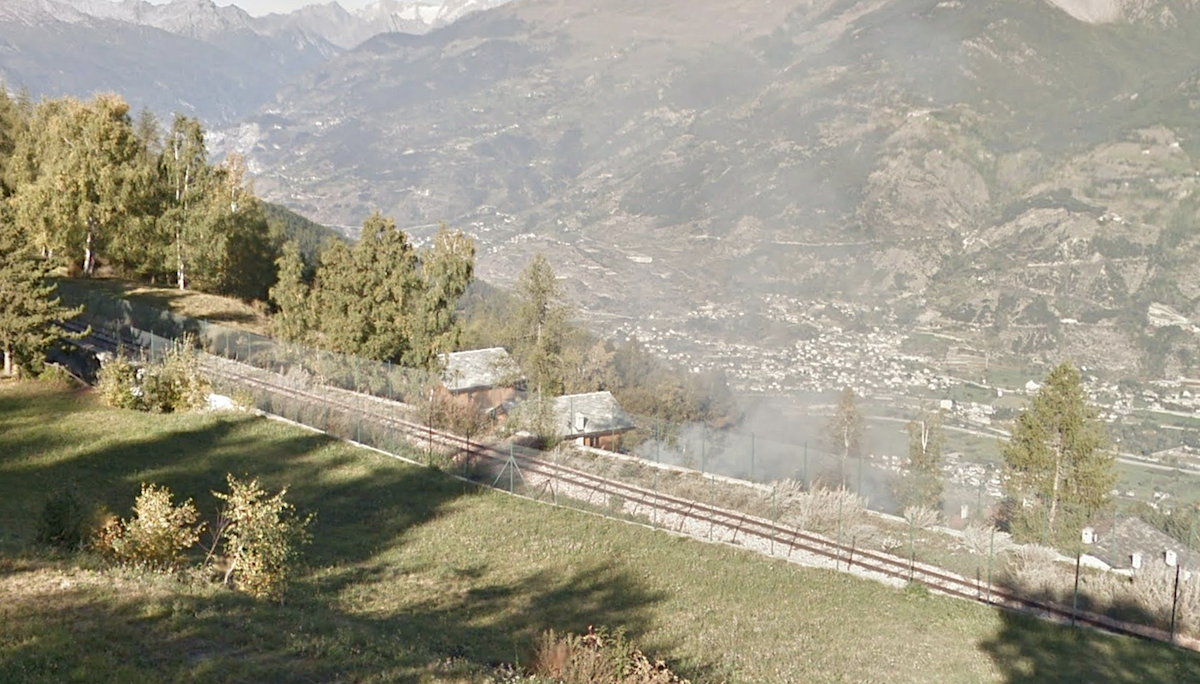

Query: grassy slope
left=60, top=277, right=272, bottom=336
left=2, top=382, right=1199, bottom=684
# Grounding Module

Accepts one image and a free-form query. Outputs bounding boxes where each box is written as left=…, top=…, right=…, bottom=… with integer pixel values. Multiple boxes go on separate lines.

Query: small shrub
left=38, top=363, right=78, bottom=386
left=95, top=340, right=210, bottom=413
left=142, top=340, right=210, bottom=413
left=903, top=505, right=939, bottom=531
left=96, top=352, right=142, bottom=409
left=98, top=484, right=205, bottom=571
left=530, top=628, right=690, bottom=684
left=36, top=488, right=89, bottom=549
left=212, top=475, right=313, bottom=601
left=777, top=482, right=866, bottom=534
left=961, top=523, right=1013, bottom=556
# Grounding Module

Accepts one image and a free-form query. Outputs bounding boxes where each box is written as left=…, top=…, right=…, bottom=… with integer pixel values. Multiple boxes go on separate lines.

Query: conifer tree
left=411, top=224, right=475, bottom=369
left=1001, top=362, right=1116, bottom=544
left=511, top=253, right=572, bottom=396
left=269, top=241, right=311, bottom=343
left=0, top=223, right=85, bottom=376
left=310, top=212, right=421, bottom=363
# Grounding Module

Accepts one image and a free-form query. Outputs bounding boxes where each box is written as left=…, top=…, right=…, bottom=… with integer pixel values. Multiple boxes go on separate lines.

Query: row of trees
left=0, top=89, right=275, bottom=300
left=826, top=362, right=1116, bottom=547
left=270, top=214, right=475, bottom=369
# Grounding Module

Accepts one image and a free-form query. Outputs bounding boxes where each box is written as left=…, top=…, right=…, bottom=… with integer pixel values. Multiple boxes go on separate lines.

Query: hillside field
left=1, top=381, right=1199, bottom=683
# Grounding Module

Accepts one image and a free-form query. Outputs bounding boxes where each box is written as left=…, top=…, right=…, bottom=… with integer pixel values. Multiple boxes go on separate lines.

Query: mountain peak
left=1045, top=0, right=1195, bottom=25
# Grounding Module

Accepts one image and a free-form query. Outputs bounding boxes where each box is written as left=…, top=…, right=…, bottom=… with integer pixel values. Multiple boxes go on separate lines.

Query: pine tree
left=1001, top=362, right=1115, bottom=545
left=0, top=223, right=85, bottom=376
left=269, top=241, right=311, bottom=343
left=411, top=224, right=475, bottom=369
left=510, top=253, right=572, bottom=396
left=310, top=212, right=421, bottom=363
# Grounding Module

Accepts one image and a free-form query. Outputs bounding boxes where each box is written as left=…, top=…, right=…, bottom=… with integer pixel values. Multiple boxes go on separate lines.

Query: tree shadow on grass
left=0, top=388, right=718, bottom=680
left=2, top=408, right=474, bottom=569
left=978, top=608, right=1200, bottom=684
left=0, top=556, right=686, bottom=684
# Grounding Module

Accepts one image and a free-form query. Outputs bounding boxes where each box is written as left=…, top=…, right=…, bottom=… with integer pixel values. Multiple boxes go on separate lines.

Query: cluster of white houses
left=437, top=347, right=636, bottom=450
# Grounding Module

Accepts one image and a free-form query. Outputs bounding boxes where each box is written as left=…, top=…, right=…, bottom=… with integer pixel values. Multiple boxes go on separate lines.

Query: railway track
left=64, top=319, right=1196, bottom=649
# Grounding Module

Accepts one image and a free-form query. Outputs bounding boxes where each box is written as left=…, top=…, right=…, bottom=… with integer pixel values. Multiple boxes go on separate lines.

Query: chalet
left=1082, top=517, right=1191, bottom=572
left=550, top=391, right=636, bottom=450
left=439, top=348, right=522, bottom=412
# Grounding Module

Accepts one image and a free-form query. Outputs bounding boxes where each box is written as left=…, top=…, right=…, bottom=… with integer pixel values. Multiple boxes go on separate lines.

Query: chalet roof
left=441, top=348, right=516, bottom=392
left=1087, top=517, right=1191, bottom=570
left=550, top=391, right=636, bottom=438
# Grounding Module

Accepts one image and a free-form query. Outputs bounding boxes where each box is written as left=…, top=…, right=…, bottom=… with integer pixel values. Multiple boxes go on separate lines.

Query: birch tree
left=10, top=95, right=141, bottom=275
left=161, top=115, right=208, bottom=290
left=824, top=386, right=864, bottom=487
left=897, top=407, right=945, bottom=510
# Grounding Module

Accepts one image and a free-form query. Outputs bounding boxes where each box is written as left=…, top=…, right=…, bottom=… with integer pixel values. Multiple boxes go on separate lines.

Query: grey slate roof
left=550, top=391, right=636, bottom=438
left=1087, top=517, right=1191, bottom=570
left=441, top=348, right=516, bottom=392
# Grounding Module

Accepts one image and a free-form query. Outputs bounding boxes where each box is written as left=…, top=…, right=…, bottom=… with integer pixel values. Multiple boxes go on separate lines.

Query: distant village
left=607, top=293, right=1200, bottom=511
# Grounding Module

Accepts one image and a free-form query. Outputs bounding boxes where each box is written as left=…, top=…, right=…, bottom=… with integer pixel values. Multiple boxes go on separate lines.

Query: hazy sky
left=108, top=0, right=441, bottom=17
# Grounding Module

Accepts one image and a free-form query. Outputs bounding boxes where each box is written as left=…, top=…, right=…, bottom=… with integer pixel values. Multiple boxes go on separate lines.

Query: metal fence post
left=803, top=441, right=809, bottom=489
left=976, top=477, right=984, bottom=523
left=771, top=486, right=777, bottom=556
left=908, top=515, right=915, bottom=582
left=987, top=526, right=995, bottom=604
left=837, top=492, right=844, bottom=570
left=708, top=475, right=715, bottom=540
left=1171, top=563, right=1182, bottom=644
left=1071, top=552, right=1081, bottom=627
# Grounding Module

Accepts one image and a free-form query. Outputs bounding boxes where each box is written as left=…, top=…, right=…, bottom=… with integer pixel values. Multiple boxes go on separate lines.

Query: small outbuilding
left=550, top=391, right=636, bottom=450
left=439, top=348, right=522, bottom=412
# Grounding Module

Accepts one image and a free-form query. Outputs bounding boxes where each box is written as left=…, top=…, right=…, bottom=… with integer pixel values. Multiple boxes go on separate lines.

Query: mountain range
left=4, top=0, right=1200, bottom=380
left=219, top=0, right=1200, bottom=379
left=0, top=0, right=511, bottom=121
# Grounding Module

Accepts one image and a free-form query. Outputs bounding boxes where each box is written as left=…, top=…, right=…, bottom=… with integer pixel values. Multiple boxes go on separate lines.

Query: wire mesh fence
left=59, top=280, right=437, bottom=404
left=59, top=282, right=1200, bottom=649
